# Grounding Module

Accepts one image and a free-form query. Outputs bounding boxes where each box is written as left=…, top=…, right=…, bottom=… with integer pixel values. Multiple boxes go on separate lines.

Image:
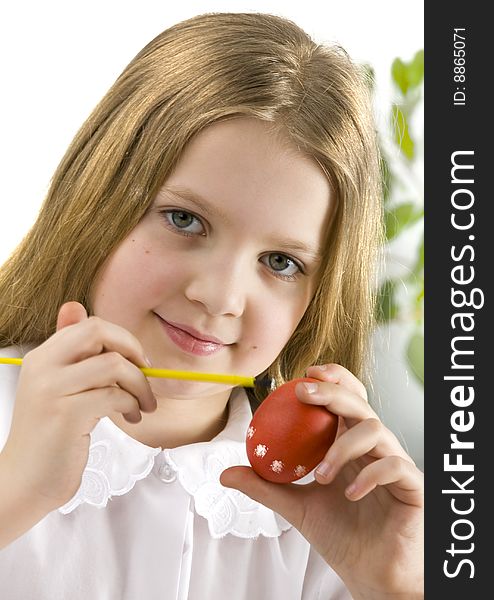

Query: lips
left=164, top=319, right=227, bottom=345
left=156, top=315, right=230, bottom=357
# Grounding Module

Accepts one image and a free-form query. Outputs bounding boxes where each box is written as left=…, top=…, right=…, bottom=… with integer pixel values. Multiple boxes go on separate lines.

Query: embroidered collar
left=58, top=387, right=292, bottom=539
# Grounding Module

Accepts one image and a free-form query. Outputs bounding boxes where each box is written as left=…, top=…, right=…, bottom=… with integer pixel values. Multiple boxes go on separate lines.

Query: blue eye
left=261, top=253, right=302, bottom=281
left=161, top=210, right=205, bottom=236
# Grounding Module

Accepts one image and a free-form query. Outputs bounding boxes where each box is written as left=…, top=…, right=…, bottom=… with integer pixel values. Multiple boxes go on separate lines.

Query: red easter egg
left=246, top=377, right=338, bottom=483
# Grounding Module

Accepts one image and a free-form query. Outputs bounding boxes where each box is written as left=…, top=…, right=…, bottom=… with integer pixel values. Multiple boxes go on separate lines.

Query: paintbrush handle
left=0, top=357, right=22, bottom=366
left=140, top=367, right=255, bottom=386
left=0, top=357, right=255, bottom=387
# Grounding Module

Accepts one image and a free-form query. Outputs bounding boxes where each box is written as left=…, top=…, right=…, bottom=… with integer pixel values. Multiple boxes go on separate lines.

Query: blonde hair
left=0, top=12, right=382, bottom=402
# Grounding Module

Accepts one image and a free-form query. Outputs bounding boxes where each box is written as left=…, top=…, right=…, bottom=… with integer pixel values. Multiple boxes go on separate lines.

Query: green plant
left=374, top=50, right=424, bottom=384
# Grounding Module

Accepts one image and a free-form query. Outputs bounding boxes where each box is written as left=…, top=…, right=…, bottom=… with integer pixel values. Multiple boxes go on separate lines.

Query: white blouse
left=0, top=345, right=351, bottom=599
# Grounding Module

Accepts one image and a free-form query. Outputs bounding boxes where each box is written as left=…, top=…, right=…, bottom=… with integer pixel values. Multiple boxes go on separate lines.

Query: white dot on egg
left=270, top=460, right=284, bottom=473
left=254, top=444, right=268, bottom=458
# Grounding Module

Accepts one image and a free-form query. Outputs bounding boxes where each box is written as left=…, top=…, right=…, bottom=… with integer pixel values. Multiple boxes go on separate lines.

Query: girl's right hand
left=1, top=301, right=157, bottom=513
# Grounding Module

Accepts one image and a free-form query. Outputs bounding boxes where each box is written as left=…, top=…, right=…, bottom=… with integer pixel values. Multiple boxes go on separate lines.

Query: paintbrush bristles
left=253, top=374, right=276, bottom=395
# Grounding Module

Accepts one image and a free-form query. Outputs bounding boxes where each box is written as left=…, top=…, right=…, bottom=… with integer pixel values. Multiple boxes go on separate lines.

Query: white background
left=0, top=0, right=424, bottom=465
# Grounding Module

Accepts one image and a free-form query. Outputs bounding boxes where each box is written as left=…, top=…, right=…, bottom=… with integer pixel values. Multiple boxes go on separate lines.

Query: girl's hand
left=221, top=364, right=424, bottom=600
left=1, top=301, right=157, bottom=513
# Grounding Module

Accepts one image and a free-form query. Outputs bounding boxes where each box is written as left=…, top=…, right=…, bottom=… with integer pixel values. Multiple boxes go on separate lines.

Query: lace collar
left=58, top=387, right=292, bottom=539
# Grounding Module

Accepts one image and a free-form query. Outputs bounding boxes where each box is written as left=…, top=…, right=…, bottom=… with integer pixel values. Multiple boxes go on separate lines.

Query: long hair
left=0, top=12, right=382, bottom=403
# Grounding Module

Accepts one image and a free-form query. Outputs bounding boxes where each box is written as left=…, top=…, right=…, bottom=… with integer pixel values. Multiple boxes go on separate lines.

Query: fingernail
left=144, top=355, right=153, bottom=367
left=303, top=382, right=319, bottom=394
left=316, top=462, right=332, bottom=479
left=345, top=482, right=357, bottom=497
left=317, top=364, right=328, bottom=370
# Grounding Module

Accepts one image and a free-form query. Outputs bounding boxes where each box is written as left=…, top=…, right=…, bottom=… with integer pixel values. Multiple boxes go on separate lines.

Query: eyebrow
left=159, top=186, right=231, bottom=221
left=158, top=185, right=323, bottom=262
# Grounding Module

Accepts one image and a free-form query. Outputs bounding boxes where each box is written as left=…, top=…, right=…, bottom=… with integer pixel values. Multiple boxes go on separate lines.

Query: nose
left=184, top=255, right=248, bottom=318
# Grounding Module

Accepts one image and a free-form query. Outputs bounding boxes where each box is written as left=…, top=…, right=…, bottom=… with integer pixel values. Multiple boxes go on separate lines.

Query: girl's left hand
left=220, top=364, right=424, bottom=600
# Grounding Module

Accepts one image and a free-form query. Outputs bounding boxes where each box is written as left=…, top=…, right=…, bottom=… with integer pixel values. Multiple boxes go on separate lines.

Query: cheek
left=248, top=294, right=309, bottom=354
left=238, top=306, right=307, bottom=377
left=91, top=238, right=175, bottom=313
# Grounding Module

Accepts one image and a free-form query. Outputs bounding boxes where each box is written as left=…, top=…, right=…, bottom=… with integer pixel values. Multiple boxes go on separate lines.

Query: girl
left=0, top=12, right=423, bottom=599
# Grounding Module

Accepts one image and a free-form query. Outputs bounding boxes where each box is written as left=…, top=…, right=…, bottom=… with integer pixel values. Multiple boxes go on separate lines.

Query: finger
left=61, top=352, right=157, bottom=413
left=345, top=456, right=424, bottom=507
left=48, top=315, right=150, bottom=371
left=306, top=363, right=368, bottom=400
left=220, top=466, right=305, bottom=528
left=68, top=386, right=144, bottom=430
left=295, top=380, right=377, bottom=427
left=56, top=301, right=88, bottom=330
left=315, top=418, right=413, bottom=483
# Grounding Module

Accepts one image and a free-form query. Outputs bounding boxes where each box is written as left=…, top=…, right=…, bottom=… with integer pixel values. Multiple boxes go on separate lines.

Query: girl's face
left=91, top=118, right=333, bottom=400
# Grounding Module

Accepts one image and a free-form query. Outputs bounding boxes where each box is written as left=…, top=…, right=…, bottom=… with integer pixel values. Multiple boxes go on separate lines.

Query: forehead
left=161, top=118, right=334, bottom=252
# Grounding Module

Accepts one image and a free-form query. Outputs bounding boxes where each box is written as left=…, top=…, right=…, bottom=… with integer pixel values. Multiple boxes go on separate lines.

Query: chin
left=150, top=377, right=233, bottom=399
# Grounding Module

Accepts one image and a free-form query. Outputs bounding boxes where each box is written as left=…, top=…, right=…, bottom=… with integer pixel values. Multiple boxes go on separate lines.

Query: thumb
left=220, top=466, right=302, bottom=527
left=56, top=301, right=88, bottom=331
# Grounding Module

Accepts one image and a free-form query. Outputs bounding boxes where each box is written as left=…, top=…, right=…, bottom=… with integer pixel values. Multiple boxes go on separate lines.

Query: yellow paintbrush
left=0, top=357, right=275, bottom=391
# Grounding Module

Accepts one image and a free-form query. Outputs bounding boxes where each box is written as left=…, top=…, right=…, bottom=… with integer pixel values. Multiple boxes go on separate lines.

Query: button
left=157, top=461, right=177, bottom=483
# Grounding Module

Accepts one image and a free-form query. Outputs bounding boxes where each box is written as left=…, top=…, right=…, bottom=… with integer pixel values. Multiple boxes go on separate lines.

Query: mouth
left=155, top=314, right=230, bottom=357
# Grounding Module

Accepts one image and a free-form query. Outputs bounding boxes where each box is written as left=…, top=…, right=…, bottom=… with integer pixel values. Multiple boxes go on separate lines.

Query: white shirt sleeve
left=302, top=544, right=354, bottom=599
left=0, top=345, right=25, bottom=450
